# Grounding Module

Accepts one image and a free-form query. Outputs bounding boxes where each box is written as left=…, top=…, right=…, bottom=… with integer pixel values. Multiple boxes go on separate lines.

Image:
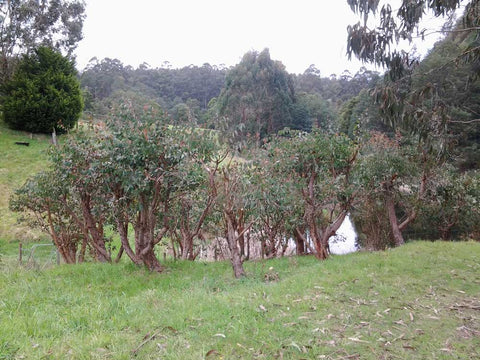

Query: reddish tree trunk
left=225, top=211, right=246, bottom=278
left=294, top=227, right=307, bottom=255
left=385, top=192, right=405, bottom=246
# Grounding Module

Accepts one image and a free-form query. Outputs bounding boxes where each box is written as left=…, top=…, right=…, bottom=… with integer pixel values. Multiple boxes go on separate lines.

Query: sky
left=74, top=0, right=448, bottom=75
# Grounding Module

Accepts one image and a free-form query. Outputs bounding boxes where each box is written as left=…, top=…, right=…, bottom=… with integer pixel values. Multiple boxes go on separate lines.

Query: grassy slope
left=0, top=120, right=51, bottom=242
left=0, top=241, right=479, bottom=359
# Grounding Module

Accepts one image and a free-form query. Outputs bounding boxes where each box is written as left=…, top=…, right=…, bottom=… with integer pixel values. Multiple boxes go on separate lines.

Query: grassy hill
left=0, top=119, right=51, bottom=242
left=0, top=241, right=479, bottom=359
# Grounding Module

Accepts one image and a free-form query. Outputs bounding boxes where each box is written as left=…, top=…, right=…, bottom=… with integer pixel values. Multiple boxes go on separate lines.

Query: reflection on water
left=329, top=214, right=358, bottom=255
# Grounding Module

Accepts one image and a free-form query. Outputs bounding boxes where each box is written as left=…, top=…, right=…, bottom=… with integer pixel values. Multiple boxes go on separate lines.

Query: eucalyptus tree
left=347, top=1, right=480, bottom=148
left=355, top=132, right=432, bottom=248
left=10, top=131, right=113, bottom=264
left=0, top=0, right=85, bottom=85
left=216, top=49, right=309, bottom=145
left=411, top=167, right=480, bottom=240
left=268, top=130, right=359, bottom=259
left=96, top=104, right=201, bottom=271
left=168, top=135, right=225, bottom=261
left=346, top=0, right=480, bottom=77
left=10, top=171, right=83, bottom=264
left=211, top=160, right=258, bottom=277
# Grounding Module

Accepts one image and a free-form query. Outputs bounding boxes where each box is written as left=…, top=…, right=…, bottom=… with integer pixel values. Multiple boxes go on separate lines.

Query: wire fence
left=18, top=243, right=60, bottom=270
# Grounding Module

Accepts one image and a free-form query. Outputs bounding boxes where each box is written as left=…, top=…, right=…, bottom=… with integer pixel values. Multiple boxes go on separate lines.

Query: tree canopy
left=216, top=49, right=310, bottom=143
left=2, top=46, right=83, bottom=133
left=346, top=0, right=480, bottom=78
left=0, top=0, right=85, bottom=85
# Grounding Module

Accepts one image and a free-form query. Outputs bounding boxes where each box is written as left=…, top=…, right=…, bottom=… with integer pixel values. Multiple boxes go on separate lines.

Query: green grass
left=0, top=241, right=479, bottom=359
left=0, top=119, right=51, bottom=242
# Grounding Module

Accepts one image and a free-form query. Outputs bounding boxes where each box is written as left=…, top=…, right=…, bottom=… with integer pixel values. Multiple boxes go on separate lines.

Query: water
left=328, top=214, right=358, bottom=255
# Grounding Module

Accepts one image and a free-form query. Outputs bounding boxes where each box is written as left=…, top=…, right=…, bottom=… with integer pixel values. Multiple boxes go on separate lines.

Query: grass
left=0, top=119, right=51, bottom=242
left=0, top=241, right=479, bottom=359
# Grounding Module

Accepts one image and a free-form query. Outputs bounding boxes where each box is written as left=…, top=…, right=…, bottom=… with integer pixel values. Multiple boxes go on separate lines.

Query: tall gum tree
left=216, top=49, right=309, bottom=145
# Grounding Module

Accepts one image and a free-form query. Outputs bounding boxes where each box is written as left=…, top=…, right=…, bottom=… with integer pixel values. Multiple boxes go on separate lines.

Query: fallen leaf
left=206, top=349, right=221, bottom=357
left=348, top=337, right=370, bottom=343
left=290, top=342, right=302, bottom=352
left=213, top=333, right=226, bottom=338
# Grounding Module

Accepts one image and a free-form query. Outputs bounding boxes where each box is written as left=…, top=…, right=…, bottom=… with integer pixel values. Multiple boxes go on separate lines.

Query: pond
left=329, top=214, right=358, bottom=255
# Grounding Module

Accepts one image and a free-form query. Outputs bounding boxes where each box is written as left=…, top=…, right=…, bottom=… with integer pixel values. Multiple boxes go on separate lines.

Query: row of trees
left=11, top=102, right=480, bottom=277
left=79, top=50, right=381, bottom=134
left=4, top=0, right=480, bottom=278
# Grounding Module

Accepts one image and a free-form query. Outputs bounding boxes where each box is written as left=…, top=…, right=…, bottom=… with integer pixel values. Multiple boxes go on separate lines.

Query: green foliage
left=80, top=58, right=226, bottom=119
left=409, top=36, right=480, bottom=170
left=347, top=3, right=480, bottom=172
left=297, top=92, right=336, bottom=132
left=0, top=0, right=85, bottom=85
left=346, top=0, right=473, bottom=78
left=410, top=167, right=480, bottom=240
left=267, top=130, right=358, bottom=258
left=354, top=131, right=427, bottom=248
left=2, top=46, right=83, bottom=134
left=9, top=170, right=82, bottom=263
left=216, top=49, right=309, bottom=143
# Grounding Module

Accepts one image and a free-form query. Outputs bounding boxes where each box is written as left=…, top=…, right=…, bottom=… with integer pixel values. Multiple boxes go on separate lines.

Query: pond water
left=328, top=214, right=358, bottom=255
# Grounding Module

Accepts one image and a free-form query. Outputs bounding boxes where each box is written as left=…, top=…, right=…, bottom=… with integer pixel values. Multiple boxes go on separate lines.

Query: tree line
left=4, top=0, right=480, bottom=278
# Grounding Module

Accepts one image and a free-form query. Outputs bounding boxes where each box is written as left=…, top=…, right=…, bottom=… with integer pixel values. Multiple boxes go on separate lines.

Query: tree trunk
left=294, top=227, right=307, bottom=255
left=320, top=211, right=348, bottom=255
left=133, top=206, right=164, bottom=272
left=225, top=211, right=246, bottom=278
left=385, top=192, right=405, bottom=246
left=180, top=230, right=195, bottom=260
left=117, top=218, right=141, bottom=265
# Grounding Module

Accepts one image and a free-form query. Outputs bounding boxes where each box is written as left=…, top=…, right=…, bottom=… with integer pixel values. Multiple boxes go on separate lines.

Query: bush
left=2, top=46, right=83, bottom=133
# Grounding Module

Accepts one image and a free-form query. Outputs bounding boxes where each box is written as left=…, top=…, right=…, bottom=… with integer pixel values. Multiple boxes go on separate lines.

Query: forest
left=0, top=0, right=479, bottom=279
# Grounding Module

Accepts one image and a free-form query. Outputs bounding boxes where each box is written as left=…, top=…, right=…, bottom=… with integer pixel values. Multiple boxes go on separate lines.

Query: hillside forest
left=3, top=1, right=480, bottom=278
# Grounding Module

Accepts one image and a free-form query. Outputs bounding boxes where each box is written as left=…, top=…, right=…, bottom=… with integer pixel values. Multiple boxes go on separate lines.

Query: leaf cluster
left=2, top=46, right=83, bottom=133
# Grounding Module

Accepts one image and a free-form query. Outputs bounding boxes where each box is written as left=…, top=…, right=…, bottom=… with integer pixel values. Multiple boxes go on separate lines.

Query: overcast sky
left=74, top=0, right=447, bottom=75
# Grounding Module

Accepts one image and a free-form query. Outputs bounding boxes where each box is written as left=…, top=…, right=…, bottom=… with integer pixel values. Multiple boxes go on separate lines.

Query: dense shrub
left=2, top=46, right=83, bottom=133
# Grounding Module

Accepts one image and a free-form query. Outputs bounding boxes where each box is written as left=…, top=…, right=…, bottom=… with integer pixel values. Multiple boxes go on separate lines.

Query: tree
left=346, top=0, right=480, bottom=78
left=216, top=49, right=309, bottom=144
left=410, top=167, right=480, bottom=240
left=347, top=1, right=480, bottom=140
left=355, top=132, right=431, bottom=248
left=269, top=130, right=358, bottom=259
left=2, top=46, right=83, bottom=133
left=10, top=171, right=83, bottom=264
left=213, top=161, right=253, bottom=277
left=0, top=0, right=85, bottom=85
left=168, top=135, right=224, bottom=261
left=248, top=155, right=299, bottom=258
